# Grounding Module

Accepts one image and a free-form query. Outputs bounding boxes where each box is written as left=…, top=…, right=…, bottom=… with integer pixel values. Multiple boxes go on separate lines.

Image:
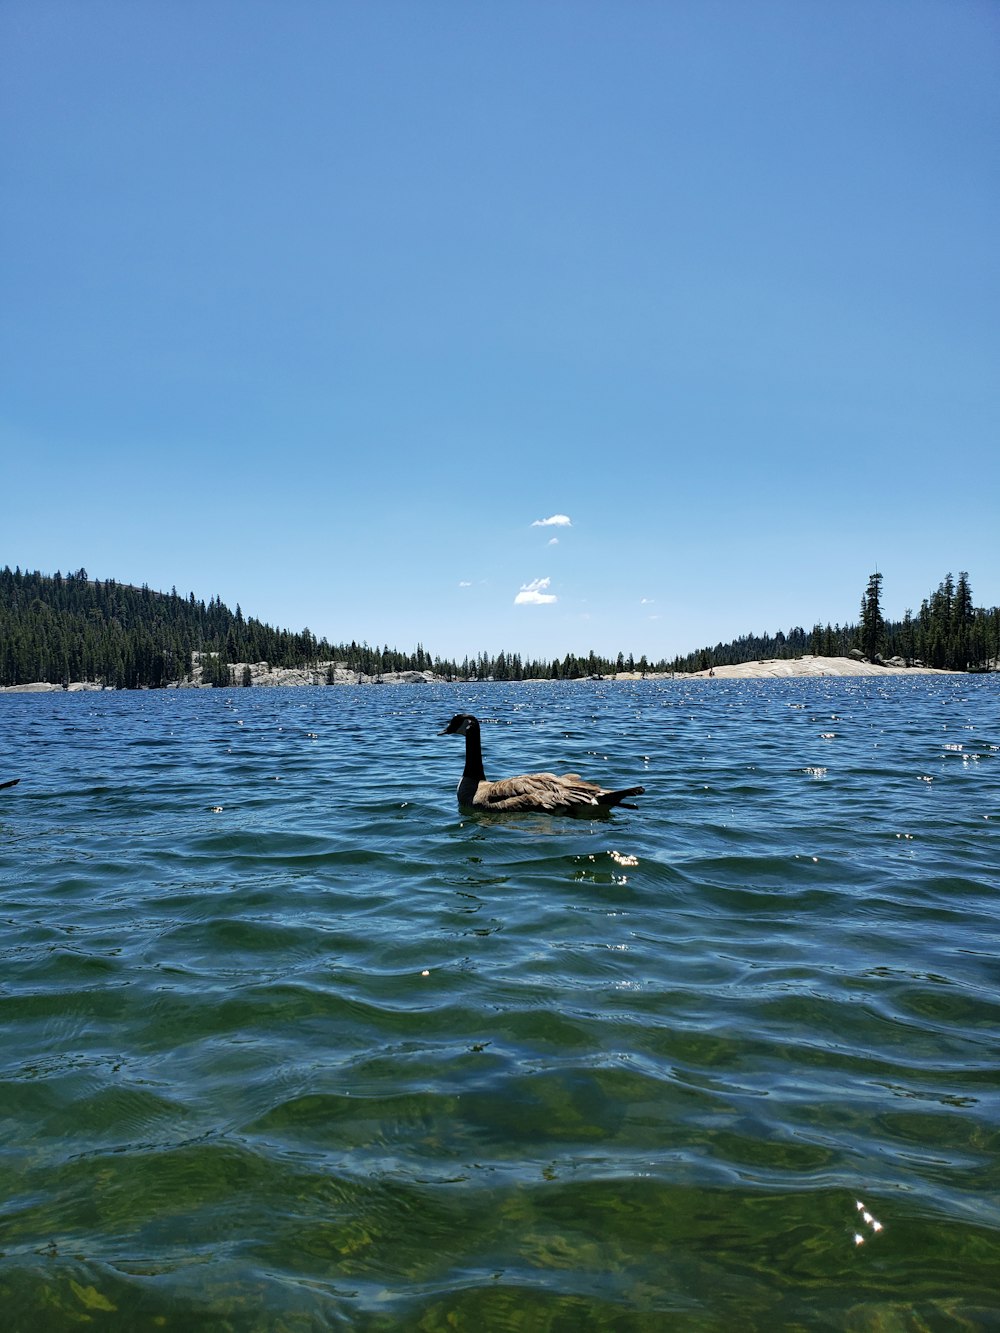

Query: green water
left=1, top=679, right=998, bottom=1328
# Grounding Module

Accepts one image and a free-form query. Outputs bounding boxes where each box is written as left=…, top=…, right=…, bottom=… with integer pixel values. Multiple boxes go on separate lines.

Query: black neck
left=463, top=720, right=486, bottom=783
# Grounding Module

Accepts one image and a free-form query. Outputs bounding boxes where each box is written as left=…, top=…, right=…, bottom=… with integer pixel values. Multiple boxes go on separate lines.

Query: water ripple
left=1, top=678, right=998, bottom=1326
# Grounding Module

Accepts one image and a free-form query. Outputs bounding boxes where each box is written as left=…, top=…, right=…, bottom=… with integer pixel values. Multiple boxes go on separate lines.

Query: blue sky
left=2, top=1, right=997, bottom=664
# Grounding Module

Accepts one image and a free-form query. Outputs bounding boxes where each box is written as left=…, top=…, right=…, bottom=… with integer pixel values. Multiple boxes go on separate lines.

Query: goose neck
left=463, top=721, right=486, bottom=783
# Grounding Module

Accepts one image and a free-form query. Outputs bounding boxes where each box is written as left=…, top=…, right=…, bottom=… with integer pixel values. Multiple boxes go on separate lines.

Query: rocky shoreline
left=674, top=654, right=955, bottom=679
left=0, top=654, right=964, bottom=693
left=0, top=661, right=445, bottom=692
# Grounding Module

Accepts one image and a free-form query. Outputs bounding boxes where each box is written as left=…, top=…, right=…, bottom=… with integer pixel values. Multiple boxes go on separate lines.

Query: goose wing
left=480, top=771, right=607, bottom=813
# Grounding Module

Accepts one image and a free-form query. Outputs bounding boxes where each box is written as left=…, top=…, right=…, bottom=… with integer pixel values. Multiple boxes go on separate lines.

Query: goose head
left=439, top=713, right=478, bottom=736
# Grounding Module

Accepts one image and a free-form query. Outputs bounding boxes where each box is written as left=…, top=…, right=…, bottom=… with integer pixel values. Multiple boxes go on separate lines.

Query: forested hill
left=0, top=565, right=996, bottom=690
left=0, top=566, right=334, bottom=688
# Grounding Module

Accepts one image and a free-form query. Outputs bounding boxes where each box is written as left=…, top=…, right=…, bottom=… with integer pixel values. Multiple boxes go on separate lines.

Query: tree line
left=855, top=570, right=997, bottom=671
left=672, top=571, right=998, bottom=675
left=0, top=566, right=668, bottom=686
left=0, top=565, right=996, bottom=690
left=0, top=567, right=330, bottom=689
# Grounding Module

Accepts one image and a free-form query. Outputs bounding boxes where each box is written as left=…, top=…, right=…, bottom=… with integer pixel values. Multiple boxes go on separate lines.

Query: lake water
left=1, top=677, right=998, bottom=1330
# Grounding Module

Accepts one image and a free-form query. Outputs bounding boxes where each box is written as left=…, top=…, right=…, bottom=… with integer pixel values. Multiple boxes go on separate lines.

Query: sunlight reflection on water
left=0, top=677, right=998, bottom=1327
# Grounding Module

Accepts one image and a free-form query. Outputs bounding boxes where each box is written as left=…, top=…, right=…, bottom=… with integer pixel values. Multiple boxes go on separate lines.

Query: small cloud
left=514, top=577, right=557, bottom=605
left=458, top=581, right=472, bottom=587
left=548, top=537, right=559, bottom=546
left=640, top=597, right=655, bottom=605
left=531, top=514, right=572, bottom=528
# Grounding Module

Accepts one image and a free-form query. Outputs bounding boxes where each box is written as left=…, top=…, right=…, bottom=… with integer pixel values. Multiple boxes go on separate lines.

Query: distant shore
left=667, top=654, right=956, bottom=680
left=0, top=654, right=966, bottom=693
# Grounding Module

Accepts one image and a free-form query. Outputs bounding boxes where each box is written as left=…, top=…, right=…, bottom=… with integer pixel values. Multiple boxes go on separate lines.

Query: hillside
left=1, top=565, right=996, bottom=690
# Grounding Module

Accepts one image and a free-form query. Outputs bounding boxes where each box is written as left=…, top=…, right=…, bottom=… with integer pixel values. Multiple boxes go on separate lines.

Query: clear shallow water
left=1, top=678, right=998, bottom=1330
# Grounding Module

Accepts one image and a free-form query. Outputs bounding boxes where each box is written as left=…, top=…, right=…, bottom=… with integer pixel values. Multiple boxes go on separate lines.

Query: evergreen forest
left=0, top=564, right=996, bottom=690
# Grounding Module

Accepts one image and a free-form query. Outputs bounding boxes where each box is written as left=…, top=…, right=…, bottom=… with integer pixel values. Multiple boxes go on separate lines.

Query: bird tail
left=0, top=777, right=19, bottom=791
left=598, top=785, right=644, bottom=809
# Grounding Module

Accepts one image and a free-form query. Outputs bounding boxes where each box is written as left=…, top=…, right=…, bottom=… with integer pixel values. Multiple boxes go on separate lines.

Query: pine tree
left=899, top=609, right=915, bottom=665
left=859, top=572, right=885, bottom=660
left=953, top=572, right=974, bottom=669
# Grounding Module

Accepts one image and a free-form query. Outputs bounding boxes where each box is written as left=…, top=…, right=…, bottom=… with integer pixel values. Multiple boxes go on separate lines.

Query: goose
left=440, top=713, right=644, bottom=816
left=0, top=778, right=18, bottom=791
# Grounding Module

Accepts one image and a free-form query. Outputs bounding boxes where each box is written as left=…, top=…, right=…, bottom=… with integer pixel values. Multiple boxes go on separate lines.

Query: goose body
left=440, top=714, right=644, bottom=817
left=0, top=778, right=19, bottom=792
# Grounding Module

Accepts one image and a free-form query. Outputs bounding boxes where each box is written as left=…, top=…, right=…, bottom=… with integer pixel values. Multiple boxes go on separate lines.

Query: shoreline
left=0, top=655, right=967, bottom=693
left=669, top=654, right=957, bottom=680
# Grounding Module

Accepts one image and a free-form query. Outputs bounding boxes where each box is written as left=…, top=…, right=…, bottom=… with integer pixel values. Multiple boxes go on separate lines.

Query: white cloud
left=514, top=577, right=557, bottom=605
left=458, top=581, right=471, bottom=587
left=531, top=514, right=572, bottom=528
left=640, top=597, right=655, bottom=605
left=548, top=537, right=559, bottom=546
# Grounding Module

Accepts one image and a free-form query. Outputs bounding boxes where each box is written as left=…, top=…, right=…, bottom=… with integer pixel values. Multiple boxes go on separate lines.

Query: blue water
left=1, top=678, right=998, bottom=1329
